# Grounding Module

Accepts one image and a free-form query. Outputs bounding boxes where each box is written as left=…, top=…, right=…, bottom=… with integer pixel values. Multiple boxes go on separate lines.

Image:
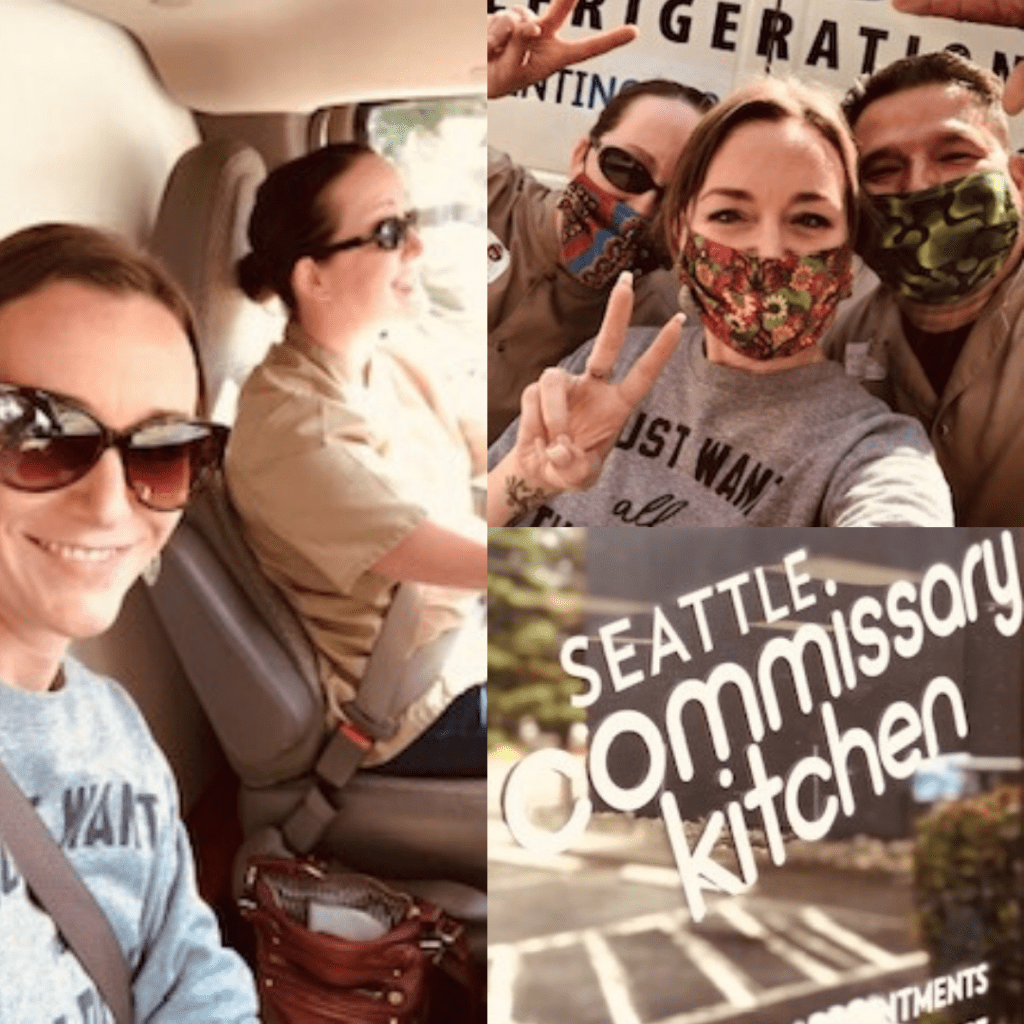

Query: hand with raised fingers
left=487, top=271, right=685, bottom=524
left=487, top=0, right=638, bottom=99
left=891, top=0, right=1024, bottom=112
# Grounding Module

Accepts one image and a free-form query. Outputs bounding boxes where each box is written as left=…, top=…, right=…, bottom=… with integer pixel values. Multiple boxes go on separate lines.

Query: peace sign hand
left=487, top=0, right=638, bottom=99
left=488, top=272, right=685, bottom=523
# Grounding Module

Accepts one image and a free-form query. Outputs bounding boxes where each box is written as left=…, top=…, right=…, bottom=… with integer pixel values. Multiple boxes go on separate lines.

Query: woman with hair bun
left=227, top=143, right=485, bottom=777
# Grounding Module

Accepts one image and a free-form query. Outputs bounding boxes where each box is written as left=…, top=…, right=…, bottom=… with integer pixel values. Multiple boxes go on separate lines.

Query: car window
left=362, top=97, right=486, bottom=417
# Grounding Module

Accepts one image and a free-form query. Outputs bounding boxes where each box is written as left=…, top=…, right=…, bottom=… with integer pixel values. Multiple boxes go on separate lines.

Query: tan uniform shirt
left=822, top=259, right=1024, bottom=525
left=487, top=148, right=681, bottom=442
left=226, top=323, right=484, bottom=764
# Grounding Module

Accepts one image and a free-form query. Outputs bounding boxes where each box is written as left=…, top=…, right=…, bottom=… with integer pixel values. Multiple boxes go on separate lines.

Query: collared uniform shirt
left=226, top=323, right=485, bottom=764
left=823, top=259, right=1024, bottom=525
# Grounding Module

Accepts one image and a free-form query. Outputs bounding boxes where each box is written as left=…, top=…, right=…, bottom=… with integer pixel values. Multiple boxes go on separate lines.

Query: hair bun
left=236, top=249, right=274, bottom=302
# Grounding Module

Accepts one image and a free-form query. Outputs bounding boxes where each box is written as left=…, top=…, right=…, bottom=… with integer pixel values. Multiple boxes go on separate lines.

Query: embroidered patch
left=487, top=229, right=510, bottom=285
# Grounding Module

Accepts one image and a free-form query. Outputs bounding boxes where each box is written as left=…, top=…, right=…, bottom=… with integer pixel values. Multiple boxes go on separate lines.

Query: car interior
left=0, top=0, right=486, bottom=997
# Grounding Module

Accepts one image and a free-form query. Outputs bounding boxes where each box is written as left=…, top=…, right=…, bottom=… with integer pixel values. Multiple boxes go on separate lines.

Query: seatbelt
left=0, top=756, right=133, bottom=1024
left=282, top=582, right=425, bottom=853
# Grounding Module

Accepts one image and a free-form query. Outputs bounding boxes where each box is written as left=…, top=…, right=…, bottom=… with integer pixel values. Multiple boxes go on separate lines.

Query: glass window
left=362, top=97, right=485, bottom=422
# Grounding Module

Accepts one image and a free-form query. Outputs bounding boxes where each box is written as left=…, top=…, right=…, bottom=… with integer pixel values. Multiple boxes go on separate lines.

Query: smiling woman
left=0, top=222, right=257, bottom=1021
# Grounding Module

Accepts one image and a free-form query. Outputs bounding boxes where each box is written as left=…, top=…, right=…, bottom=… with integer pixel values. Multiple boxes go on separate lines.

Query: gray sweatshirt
left=489, top=325, right=954, bottom=526
left=0, top=657, right=259, bottom=1024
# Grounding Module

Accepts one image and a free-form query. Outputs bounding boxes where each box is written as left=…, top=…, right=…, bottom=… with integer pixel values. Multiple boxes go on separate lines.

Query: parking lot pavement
left=488, top=819, right=928, bottom=1024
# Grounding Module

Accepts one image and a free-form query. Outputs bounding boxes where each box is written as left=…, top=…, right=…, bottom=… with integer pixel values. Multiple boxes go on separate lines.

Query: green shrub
left=913, top=784, right=1023, bottom=1023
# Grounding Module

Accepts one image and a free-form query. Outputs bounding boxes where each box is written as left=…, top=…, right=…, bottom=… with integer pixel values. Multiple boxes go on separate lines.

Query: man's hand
left=488, top=0, right=638, bottom=99
left=892, top=0, right=1024, bottom=112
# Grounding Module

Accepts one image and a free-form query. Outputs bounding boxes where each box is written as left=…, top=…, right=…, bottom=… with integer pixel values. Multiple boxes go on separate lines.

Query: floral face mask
left=557, top=173, right=658, bottom=290
left=678, top=233, right=855, bottom=360
left=857, top=170, right=1020, bottom=305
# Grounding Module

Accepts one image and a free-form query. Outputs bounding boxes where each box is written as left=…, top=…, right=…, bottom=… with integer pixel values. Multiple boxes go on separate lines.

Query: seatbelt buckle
left=337, top=718, right=374, bottom=753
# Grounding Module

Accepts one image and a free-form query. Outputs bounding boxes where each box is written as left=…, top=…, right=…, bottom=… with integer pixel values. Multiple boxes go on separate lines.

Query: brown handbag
left=240, top=855, right=477, bottom=1024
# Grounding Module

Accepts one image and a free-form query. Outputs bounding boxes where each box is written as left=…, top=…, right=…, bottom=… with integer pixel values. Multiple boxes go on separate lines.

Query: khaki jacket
left=822, top=259, right=1024, bottom=525
left=487, top=148, right=680, bottom=442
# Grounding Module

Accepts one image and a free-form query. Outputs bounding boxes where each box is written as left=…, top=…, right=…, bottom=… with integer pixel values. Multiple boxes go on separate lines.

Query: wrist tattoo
left=505, top=476, right=549, bottom=520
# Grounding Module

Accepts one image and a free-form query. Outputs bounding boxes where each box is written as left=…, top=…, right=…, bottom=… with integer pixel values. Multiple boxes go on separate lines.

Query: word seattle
left=502, top=533, right=1021, bottom=921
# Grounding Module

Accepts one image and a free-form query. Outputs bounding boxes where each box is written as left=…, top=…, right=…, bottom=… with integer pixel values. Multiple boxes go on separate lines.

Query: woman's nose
left=750, top=223, right=785, bottom=260
left=403, top=228, right=424, bottom=259
left=631, top=191, right=660, bottom=219
left=70, top=448, right=136, bottom=523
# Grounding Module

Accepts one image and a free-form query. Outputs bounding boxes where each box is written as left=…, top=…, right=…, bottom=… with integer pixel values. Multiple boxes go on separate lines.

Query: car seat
left=144, top=139, right=487, bottom=903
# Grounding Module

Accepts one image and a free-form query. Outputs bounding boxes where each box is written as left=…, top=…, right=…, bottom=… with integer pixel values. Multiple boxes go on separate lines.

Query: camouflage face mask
left=858, top=170, right=1021, bottom=305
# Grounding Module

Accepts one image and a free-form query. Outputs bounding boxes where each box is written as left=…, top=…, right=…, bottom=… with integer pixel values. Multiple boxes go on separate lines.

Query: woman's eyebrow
left=699, top=187, right=753, bottom=201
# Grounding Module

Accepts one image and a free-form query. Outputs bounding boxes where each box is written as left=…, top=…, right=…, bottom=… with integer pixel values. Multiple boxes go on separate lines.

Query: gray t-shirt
left=0, top=657, right=258, bottom=1024
left=489, top=325, right=953, bottom=527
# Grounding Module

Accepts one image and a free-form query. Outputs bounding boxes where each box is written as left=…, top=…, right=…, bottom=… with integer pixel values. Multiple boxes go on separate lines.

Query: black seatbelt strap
left=0, top=756, right=133, bottom=1024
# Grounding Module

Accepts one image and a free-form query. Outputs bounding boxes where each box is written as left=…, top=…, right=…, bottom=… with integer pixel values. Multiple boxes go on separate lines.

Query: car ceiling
left=60, top=0, right=485, bottom=114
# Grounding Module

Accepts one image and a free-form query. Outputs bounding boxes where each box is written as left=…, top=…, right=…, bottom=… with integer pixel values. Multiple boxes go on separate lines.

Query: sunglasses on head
left=590, top=140, right=664, bottom=198
left=313, top=209, right=420, bottom=259
left=0, top=384, right=228, bottom=512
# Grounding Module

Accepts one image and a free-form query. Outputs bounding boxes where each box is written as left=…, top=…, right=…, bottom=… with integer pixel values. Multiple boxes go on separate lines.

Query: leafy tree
left=488, top=528, right=586, bottom=747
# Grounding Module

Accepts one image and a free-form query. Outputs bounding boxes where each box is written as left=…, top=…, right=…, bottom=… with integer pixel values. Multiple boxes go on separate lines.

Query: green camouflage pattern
left=859, top=170, right=1020, bottom=305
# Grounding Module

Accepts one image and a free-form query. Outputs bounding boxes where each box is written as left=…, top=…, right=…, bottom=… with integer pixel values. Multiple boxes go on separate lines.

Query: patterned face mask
left=557, top=174, right=658, bottom=289
left=858, top=170, right=1021, bottom=305
left=678, top=233, right=855, bottom=360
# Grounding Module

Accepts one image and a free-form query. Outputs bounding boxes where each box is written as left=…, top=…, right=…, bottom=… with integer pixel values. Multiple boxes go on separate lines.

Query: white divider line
left=608, top=909, right=691, bottom=937
left=582, top=929, right=644, bottom=1024
left=758, top=908, right=861, bottom=970
left=798, top=906, right=903, bottom=968
left=667, top=925, right=759, bottom=1009
left=487, top=944, right=520, bottom=1024
left=620, top=863, right=686, bottom=888
left=714, top=900, right=841, bottom=986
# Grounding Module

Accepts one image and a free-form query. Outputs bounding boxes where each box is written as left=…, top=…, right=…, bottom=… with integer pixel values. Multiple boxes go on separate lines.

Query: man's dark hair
left=842, top=51, right=1010, bottom=150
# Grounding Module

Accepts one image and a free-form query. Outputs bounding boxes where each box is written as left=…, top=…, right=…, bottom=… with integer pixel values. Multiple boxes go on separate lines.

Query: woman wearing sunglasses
left=228, top=143, right=486, bottom=778
left=487, top=0, right=713, bottom=443
left=487, top=76, right=955, bottom=527
left=0, top=223, right=258, bottom=1020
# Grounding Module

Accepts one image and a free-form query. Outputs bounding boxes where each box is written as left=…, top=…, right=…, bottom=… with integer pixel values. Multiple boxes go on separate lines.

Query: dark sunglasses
left=313, top=209, right=420, bottom=259
left=0, top=384, right=228, bottom=512
left=590, top=141, right=664, bottom=198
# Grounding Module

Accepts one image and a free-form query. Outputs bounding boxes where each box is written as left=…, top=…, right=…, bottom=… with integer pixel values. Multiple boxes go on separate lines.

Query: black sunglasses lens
left=375, top=217, right=404, bottom=251
left=598, top=147, right=657, bottom=195
left=125, top=423, right=226, bottom=511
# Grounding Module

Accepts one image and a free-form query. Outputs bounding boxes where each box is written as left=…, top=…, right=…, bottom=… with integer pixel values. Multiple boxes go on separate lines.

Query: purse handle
left=0, top=755, right=133, bottom=1024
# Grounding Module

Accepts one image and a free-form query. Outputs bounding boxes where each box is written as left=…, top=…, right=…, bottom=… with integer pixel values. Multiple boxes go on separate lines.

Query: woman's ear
left=568, top=136, right=591, bottom=180
left=291, top=255, right=326, bottom=305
